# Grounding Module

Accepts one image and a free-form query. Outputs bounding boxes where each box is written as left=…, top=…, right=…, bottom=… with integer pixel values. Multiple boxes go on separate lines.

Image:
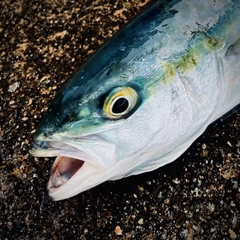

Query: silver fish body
left=30, top=0, right=240, bottom=200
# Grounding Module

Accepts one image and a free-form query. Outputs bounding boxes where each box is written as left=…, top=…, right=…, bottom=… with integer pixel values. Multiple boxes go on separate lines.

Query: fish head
left=31, top=50, right=196, bottom=200
left=29, top=2, right=181, bottom=200
left=29, top=23, right=199, bottom=200
left=30, top=51, right=160, bottom=200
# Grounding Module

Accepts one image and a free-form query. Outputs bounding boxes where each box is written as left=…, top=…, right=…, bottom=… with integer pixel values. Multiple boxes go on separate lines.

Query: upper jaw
left=29, top=140, right=60, bottom=157
left=30, top=134, right=117, bottom=167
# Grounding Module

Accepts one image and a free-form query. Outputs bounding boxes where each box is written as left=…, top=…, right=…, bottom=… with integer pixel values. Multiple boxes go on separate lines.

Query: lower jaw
left=50, top=156, right=85, bottom=189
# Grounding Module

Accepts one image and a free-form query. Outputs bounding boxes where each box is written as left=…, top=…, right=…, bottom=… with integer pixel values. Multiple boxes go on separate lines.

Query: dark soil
left=0, top=0, right=239, bottom=239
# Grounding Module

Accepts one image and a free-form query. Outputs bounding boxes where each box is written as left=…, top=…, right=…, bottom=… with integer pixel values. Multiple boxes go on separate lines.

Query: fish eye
left=103, top=87, right=138, bottom=119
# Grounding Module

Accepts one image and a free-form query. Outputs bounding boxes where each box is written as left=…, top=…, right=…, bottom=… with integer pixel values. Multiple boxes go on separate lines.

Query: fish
left=30, top=0, right=240, bottom=201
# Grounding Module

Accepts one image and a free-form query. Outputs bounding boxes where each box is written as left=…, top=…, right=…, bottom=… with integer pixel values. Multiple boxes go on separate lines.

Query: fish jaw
left=49, top=156, right=85, bottom=189
left=48, top=157, right=104, bottom=200
left=30, top=136, right=117, bottom=200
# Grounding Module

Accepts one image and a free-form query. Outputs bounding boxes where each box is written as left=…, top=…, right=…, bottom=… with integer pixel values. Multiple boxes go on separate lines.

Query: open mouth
left=30, top=140, right=87, bottom=189
left=30, top=136, right=116, bottom=200
left=50, top=156, right=85, bottom=188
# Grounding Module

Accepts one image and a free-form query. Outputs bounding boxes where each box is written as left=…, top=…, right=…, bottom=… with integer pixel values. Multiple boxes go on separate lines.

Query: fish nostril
left=31, top=140, right=50, bottom=150
left=43, top=131, right=53, bottom=137
left=39, top=141, right=51, bottom=149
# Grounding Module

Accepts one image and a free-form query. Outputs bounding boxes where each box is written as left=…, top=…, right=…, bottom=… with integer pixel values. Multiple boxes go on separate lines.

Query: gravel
left=0, top=0, right=239, bottom=239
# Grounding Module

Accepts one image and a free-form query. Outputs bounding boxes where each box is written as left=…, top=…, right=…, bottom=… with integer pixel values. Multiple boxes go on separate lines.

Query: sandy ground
left=0, top=0, right=239, bottom=239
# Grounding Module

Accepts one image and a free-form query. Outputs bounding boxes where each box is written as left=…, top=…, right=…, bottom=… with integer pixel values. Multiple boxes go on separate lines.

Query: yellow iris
left=103, top=87, right=138, bottom=119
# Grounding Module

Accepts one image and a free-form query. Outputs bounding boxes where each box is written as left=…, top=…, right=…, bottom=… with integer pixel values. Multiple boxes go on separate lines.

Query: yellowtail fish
left=30, top=0, right=240, bottom=200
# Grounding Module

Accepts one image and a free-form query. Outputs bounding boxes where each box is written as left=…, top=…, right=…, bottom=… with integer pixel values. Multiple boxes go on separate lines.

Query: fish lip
left=29, top=140, right=60, bottom=157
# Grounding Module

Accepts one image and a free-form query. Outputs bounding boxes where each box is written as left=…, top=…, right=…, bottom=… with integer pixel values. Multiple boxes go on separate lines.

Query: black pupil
left=112, top=98, right=129, bottom=114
